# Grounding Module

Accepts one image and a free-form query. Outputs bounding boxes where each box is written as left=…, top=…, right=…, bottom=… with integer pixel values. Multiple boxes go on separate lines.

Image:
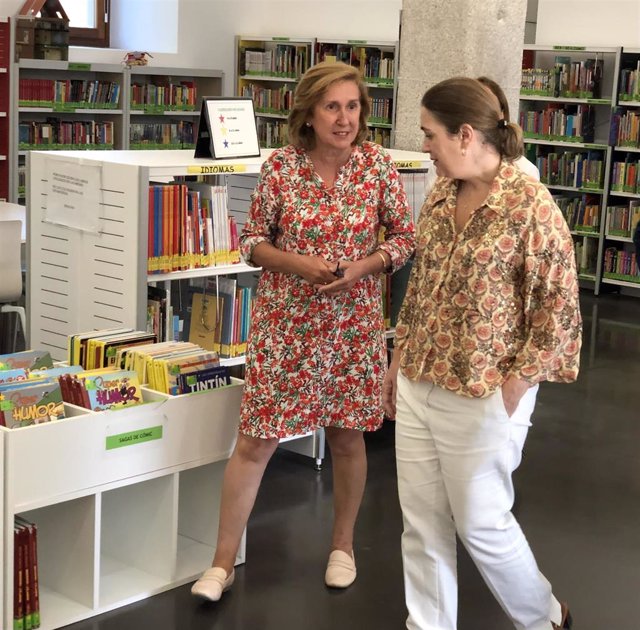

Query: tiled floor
left=60, top=292, right=640, bottom=629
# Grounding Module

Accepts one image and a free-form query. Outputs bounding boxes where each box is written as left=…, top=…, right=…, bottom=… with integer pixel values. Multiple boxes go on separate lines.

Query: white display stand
left=2, top=383, right=245, bottom=630
left=10, top=146, right=431, bottom=629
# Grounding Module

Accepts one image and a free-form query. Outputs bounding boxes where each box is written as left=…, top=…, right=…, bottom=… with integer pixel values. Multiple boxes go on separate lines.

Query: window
left=66, top=0, right=110, bottom=48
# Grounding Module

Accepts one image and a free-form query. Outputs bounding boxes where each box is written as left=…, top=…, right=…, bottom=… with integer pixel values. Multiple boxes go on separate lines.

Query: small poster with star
left=195, top=97, right=261, bottom=159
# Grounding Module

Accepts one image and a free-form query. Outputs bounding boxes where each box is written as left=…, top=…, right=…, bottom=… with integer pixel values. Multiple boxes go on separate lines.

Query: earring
left=305, top=122, right=312, bottom=127
left=461, top=148, right=467, bottom=156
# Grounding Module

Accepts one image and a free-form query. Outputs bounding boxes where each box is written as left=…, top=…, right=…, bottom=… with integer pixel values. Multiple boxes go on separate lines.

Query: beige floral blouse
left=395, top=160, right=582, bottom=398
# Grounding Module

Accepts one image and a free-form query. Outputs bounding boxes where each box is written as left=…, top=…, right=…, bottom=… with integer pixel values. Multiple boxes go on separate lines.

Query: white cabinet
left=2, top=383, right=245, bottom=630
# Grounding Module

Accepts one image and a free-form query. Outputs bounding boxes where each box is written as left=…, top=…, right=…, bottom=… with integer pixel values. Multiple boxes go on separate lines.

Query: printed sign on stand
left=194, top=97, right=260, bottom=160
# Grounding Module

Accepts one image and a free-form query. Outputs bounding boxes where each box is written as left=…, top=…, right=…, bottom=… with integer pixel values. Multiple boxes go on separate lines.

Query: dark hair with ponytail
left=421, top=77, right=523, bottom=161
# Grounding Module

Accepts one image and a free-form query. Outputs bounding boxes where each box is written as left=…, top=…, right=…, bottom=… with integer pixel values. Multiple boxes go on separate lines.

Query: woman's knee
left=325, top=427, right=365, bottom=457
left=234, top=433, right=279, bottom=464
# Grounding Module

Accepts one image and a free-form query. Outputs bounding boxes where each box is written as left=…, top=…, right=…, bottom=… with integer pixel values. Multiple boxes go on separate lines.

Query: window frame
left=68, top=0, right=110, bottom=48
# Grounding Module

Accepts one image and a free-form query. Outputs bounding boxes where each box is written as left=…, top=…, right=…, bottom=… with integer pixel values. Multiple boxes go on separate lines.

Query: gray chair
left=0, top=220, right=27, bottom=351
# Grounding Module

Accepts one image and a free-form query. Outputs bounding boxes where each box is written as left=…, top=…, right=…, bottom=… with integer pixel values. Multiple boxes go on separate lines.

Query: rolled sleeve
left=511, top=207, right=582, bottom=384
left=377, top=154, right=415, bottom=273
left=239, top=159, right=281, bottom=266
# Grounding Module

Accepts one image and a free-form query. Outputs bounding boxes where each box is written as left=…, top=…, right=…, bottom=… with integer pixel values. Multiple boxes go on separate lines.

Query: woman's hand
left=501, top=375, right=530, bottom=417
left=315, top=259, right=366, bottom=295
left=295, top=255, right=340, bottom=286
left=382, top=356, right=400, bottom=420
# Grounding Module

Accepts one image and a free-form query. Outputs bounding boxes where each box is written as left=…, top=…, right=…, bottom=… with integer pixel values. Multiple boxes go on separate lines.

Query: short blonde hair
left=288, top=61, right=371, bottom=150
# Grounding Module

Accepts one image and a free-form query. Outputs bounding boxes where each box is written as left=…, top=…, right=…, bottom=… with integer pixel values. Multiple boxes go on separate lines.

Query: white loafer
left=324, top=550, right=356, bottom=588
left=191, top=567, right=235, bottom=601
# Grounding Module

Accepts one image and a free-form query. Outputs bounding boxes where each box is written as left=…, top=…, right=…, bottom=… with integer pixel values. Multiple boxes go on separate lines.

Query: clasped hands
left=298, top=255, right=362, bottom=295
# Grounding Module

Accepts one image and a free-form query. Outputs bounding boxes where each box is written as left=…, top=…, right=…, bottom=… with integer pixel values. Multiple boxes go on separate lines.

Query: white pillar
left=395, top=0, right=528, bottom=151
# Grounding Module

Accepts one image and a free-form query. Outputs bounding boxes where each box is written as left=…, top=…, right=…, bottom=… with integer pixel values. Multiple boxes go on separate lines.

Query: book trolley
left=2, top=147, right=431, bottom=629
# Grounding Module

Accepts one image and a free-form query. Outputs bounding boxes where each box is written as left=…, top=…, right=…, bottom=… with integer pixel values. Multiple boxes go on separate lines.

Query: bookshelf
left=315, top=39, right=399, bottom=148
left=7, top=57, right=225, bottom=203
left=128, top=66, right=223, bottom=150
left=235, top=35, right=315, bottom=148
left=519, top=45, right=621, bottom=294
left=1, top=383, right=245, bottom=630
left=0, top=18, right=10, bottom=201
left=603, top=47, right=640, bottom=291
left=10, top=58, right=127, bottom=204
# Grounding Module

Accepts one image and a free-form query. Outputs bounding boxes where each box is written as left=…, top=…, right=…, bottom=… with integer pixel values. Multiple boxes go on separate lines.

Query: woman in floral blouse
left=191, top=61, right=415, bottom=602
left=383, top=78, right=581, bottom=630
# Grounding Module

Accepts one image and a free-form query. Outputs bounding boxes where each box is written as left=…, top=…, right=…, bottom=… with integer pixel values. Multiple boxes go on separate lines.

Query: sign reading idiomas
left=195, top=97, right=260, bottom=160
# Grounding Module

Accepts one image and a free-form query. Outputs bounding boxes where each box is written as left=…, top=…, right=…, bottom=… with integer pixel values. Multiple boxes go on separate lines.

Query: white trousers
left=395, top=373, right=562, bottom=630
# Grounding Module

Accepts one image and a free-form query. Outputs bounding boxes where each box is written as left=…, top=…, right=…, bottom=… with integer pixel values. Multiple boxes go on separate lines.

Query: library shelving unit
left=128, top=66, right=223, bottom=150
left=1, top=384, right=245, bottom=630
left=10, top=59, right=127, bottom=204
left=12, top=146, right=430, bottom=627
left=235, top=35, right=315, bottom=148
left=519, top=45, right=621, bottom=294
left=0, top=18, right=10, bottom=201
left=315, top=39, right=399, bottom=148
left=603, top=47, right=640, bottom=292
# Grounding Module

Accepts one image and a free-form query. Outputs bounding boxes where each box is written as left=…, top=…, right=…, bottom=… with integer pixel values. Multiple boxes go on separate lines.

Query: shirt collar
left=429, top=159, right=524, bottom=215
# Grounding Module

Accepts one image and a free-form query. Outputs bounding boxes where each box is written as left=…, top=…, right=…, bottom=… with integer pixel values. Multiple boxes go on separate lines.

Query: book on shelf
left=14, top=517, right=40, bottom=630
left=0, top=350, right=54, bottom=371
left=71, top=369, right=143, bottom=412
left=178, top=364, right=231, bottom=394
left=0, top=379, right=65, bottom=428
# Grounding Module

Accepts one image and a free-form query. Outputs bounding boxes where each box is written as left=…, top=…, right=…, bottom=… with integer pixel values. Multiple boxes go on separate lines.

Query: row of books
left=241, top=83, right=295, bottom=116
left=370, top=97, right=393, bottom=123
left=68, top=329, right=233, bottom=395
left=124, top=341, right=230, bottom=395
left=14, top=517, right=40, bottom=630
left=553, top=195, right=600, bottom=232
left=367, top=127, right=391, bottom=148
left=18, top=119, right=114, bottom=148
left=18, top=78, right=121, bottom=107
left=130, top=122, right=195, bottom=148
left=68, top=328, right=157, bottom=370
left=519, top=104, right=595, bottom=143
left=610, top=107, right=640, bottom=147
left=536, top=150, right=604, bottom=189
left=611, top=158, right=640, bottom=193
left=257, top=118, right=288, bottom=148
left=605, top=201, right=640, bottom=237
left=130, top=81, right=197, bottom=109
left=618, top=62, right=640, bottom=101
left=241, top=45, right=310, bottom=78
left=603, top=247, right=639, bottom=278
left=189, top=277, right=254, bottom=359
left=147, top=182, right=240, bottom=273
left=315, top=44, right=395, bottom=83
left=68, top=329, right=235, bottom=395
left=521, top=57, right=602, bottom=98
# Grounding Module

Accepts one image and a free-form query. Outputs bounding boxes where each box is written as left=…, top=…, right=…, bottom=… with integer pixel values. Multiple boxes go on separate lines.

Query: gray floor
left=60, top=292, right=640, bottom=630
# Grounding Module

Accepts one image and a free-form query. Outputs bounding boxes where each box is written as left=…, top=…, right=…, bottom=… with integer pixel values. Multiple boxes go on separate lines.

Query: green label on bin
left=106, top=426, right=163, bottom=450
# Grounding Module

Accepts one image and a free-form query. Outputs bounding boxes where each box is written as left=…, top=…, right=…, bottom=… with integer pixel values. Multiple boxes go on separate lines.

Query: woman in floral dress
left=191, top=61, right=415, bottom=602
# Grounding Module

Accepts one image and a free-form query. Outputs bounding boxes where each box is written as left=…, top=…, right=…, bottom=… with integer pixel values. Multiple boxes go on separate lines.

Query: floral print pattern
left=239, top=142, right=415, bottom=438
left=395, top=160, right=582, bottom=398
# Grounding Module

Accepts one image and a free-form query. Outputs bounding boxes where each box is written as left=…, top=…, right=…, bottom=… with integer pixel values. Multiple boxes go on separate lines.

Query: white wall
left=1, top=0, right=402, bottom=94
left=536, top=0, right=640, bottom=46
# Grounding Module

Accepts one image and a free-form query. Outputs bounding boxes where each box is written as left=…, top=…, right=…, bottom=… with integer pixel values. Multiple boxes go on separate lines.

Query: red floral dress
left=239, top=142, right=415, bottom=438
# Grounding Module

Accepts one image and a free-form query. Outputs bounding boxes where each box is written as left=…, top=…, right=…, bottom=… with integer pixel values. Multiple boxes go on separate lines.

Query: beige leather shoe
left=324, top=550, right=357, bottom=588
left=191, top=567, right=235, bottom=601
